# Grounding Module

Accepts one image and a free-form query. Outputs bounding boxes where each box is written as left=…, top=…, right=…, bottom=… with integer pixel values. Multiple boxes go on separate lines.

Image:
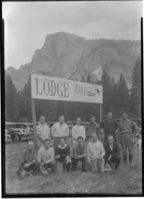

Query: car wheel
left=13, top=135, right=20, bottom=143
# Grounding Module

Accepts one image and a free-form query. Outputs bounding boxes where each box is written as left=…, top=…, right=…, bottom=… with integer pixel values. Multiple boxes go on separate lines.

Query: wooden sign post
left=30, top=75, right=37, bottom=152
left=100, top=104, right=102, bottom=122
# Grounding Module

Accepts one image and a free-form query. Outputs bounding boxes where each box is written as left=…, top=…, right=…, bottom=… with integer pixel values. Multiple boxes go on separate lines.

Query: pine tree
left=5, top=74, right=19, bottom=122
left=101, top=70, right=113, bottom=117
left=130, top=57, right=141, bottom=118
left=118, top=74, right=130, bottom=115
left=111, top=79, right=122, bottom=118
left=19, top=76, right=32, bottom=121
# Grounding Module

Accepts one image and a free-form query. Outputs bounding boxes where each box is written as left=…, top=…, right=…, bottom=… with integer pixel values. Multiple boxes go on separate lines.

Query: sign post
left=30, top=75, right=37, bottom=152
left=100, top=104, right=102, bottom=122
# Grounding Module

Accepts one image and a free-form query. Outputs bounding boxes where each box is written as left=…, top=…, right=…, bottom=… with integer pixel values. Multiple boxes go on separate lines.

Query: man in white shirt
left=38, top=139, right=55, bottom=175
left=52, top=115, right=69, bottom=147
left=72, top=117, right=86, bottom=147
left=36, top=116, right=51, bottom=149
left=87, top=132, right=105, bottom=173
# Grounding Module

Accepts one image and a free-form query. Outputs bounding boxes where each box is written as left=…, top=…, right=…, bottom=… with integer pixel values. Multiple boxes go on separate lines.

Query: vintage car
left=6, top=122, right=35, bottom=143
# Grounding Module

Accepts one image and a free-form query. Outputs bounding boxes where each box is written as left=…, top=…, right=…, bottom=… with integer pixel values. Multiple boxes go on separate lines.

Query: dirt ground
left=5, top=138, right=142, bottom=195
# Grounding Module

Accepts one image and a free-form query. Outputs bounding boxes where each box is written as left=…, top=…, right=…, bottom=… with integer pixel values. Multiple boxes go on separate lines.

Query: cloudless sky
left=2, top=1, right=143, bottom=69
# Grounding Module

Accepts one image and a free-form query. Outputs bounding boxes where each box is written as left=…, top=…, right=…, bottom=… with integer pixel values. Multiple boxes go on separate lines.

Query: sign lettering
left=31, top=74, right=103, bottom=104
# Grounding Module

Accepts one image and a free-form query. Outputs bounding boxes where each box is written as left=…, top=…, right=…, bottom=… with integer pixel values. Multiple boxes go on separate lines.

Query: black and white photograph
left=2, top=1, right=142, bottom=196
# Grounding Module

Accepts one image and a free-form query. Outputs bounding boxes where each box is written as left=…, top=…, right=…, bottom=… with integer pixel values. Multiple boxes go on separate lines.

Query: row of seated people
left=17, top=133, right=121, bottom=178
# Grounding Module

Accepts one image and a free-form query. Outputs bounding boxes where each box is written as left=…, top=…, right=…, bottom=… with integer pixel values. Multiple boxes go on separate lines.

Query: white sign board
left=31, top=74, right=103, bottom=104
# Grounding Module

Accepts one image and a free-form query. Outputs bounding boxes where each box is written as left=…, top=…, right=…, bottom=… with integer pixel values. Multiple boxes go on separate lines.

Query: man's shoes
left=104, top=163, right=111, bottom=171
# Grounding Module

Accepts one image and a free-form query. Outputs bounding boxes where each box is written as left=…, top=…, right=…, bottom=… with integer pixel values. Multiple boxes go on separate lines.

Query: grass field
left=5, top=138, right=142, bottom=195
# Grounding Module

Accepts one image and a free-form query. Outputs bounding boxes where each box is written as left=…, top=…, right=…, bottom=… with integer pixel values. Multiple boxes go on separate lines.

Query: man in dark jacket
left=100, top=112, right=118, bottom=143
left=104, top=135, right=121, bottom=170
left=55, top=137, right=71, bottom=173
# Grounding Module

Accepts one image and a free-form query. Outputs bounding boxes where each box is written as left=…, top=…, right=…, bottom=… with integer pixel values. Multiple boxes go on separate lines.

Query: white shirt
left=36, top=123, right=50, bottom=148
left=38, top=147, right=54, bottom=163
left=109, top=144, right=113, bottom=151
left=87, top=141, right=105, bottom=162
left=51, top=122, right=69, bottom=137
left=72, top=125, right=86, bottom=143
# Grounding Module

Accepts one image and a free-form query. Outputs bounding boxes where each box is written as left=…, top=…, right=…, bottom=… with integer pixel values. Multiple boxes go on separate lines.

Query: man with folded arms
left=104, top=135, right=121, bottom=170
left=17, top=140, right=40, bottom=178
left=87, top=133, right=105, bottom=173
left=72, top=117, right=86, bottom=147
left=55, top=137, right=71, bottom=173
left=52, top=115, right=69, bottom=147
left=100, top=112, right=118, bottom=144
left=71, top=136, right=87, bottom=174
left=38, top=139, right=55, bottom=175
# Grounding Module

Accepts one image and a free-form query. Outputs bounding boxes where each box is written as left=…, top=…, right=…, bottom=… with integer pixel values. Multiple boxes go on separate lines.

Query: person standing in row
left=118, top=113, right=138, bottom=164
left=86, top=116, right=100, bottom=142
left=72, top=117, right=86, bottom=147
left=36, top=116, right=51, bottom=149
left=87, top=133, right=105, bottom=173
left=52, top=115, right=69, bottom=147
left=100, top=112, right=118, bottom=144
left=104, top=135, right=121, bottom=170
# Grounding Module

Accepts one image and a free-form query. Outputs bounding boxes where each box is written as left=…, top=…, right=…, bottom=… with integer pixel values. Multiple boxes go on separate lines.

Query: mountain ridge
left=6, top=32, right=140, bottom=90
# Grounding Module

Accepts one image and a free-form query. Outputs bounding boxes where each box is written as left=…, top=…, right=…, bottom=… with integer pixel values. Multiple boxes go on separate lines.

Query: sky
left=2, top=1, right=143, bottom=69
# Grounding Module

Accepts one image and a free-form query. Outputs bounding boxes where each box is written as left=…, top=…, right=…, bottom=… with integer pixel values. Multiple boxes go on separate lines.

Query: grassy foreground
left=5, top=138, right=142, bottom=195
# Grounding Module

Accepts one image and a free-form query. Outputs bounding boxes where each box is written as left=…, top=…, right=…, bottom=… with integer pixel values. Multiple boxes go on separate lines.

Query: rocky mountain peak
left=6, top=32, right=140, bottom=90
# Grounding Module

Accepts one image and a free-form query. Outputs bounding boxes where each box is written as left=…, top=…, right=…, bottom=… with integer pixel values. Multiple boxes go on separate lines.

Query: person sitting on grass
left=71, top=136, right=87, bottom=174
left=87, top=132, right=105, bottom=173
left=55, top=137, right=71, bottom=173
left=104, top=135, right=121, bottom=171
left=38, top=139, right=55, bottom=175
left=16, top=140, right=40, bottom=179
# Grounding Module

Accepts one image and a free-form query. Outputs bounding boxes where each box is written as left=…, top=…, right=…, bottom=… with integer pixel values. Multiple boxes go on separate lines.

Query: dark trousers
left=42, top=162, right=55, bottom=173
left=71, top=157, right=86, bottom=172
left=104, top=155, right=121, bottom=169
left=18, top=161, right=40, bottom=175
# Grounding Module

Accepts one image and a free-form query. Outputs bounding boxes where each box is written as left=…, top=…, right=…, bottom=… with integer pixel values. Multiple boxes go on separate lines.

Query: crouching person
left=17, top=140, right=40, bottom=178
left=104, top=135, right=121, bottom=170
left=55, top=137, right=71, bottom=173
left=71, top=136, right=87, bottom=174
left=38, top=139, right=55, bottom=175
left=87, top=133, right=105, bottom=173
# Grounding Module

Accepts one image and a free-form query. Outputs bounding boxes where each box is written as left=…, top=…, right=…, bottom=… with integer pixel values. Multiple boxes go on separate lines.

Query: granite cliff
left=6, top=32, right=140, bottom=90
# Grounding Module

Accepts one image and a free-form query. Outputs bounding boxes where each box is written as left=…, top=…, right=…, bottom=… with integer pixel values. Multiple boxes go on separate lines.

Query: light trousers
left=91, top=157, right=104, bottom=173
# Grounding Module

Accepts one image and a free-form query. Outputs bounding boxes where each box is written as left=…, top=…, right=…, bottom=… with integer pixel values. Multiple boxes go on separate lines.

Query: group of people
left=17, top=112, right=139, bottom=178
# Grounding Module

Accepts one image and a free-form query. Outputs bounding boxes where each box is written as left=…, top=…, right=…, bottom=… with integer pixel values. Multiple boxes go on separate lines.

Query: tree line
left=5, top=57, right=141, bottom=123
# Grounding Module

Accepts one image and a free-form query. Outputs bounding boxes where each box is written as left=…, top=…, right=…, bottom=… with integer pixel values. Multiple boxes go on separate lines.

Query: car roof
left=5, top=122, right=16, bottom=125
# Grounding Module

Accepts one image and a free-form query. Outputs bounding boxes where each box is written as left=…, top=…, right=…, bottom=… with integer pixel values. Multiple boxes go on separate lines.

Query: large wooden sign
left=31, top=74, right=103, bottom=104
